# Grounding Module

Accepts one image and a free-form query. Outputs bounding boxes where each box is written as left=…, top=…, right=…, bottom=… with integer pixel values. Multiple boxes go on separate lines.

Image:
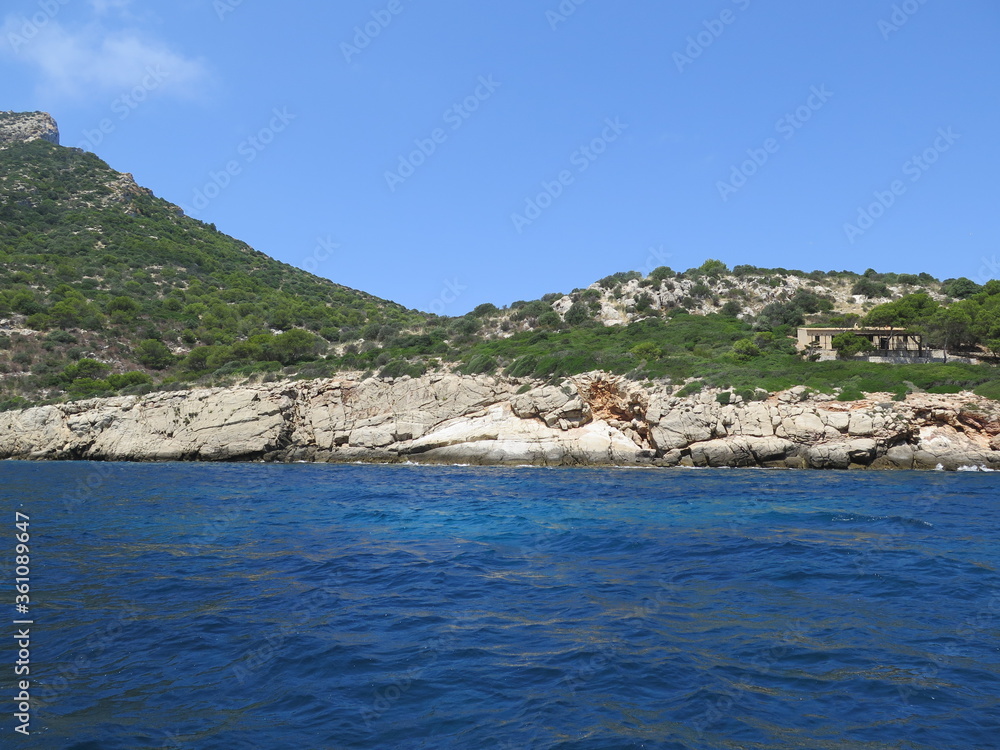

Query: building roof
left=798, top=326, right=916, bottom=334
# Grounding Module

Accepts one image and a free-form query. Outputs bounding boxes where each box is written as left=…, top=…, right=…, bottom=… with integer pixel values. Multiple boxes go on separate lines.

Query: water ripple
left=3, top=462, right=999, bottom=749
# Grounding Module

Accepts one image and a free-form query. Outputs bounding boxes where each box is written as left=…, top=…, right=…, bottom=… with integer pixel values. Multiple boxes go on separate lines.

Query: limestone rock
left=689, top=436, right=796, bottom=467
left=0, top=111, right=59, bottom=148
left=1, top=372, right=998, bottom=470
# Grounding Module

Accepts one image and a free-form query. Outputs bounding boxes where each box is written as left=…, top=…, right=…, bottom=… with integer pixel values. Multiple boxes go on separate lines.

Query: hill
left=1, top=111, right=998, bottom=408
left=0, top=114, right=429, bottom=407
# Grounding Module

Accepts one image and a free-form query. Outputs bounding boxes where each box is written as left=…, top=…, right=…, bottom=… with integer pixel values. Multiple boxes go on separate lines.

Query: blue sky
left=2, top=0, right=998, bottom=314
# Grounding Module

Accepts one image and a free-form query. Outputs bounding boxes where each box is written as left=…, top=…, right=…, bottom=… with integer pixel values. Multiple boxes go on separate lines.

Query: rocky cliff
left=2, top=374, right=998, bottom=470
left=0, top=111, right=59, bottom=147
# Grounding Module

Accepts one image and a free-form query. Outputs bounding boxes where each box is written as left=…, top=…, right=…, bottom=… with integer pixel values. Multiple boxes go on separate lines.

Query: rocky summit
left=2, top=372, right=998, bottom=470
left=0, top=111, right=59, bottom=147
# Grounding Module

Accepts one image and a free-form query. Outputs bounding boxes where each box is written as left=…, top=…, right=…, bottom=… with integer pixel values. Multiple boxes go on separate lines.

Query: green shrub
left=471, top=303, right=499, bottom=317
left=837, top=388, right=865, bottom=402
left=677, top=380, right=702, bottom=397
left=564, top=301, right=593, bottom=326
left=135, top=339, right=174, bottom=369
left=630, top=341, right=662, bottom=360
left=67, top=378, right=112, bottom=399
left=107, top=371, right=153, bottom=389
left=63, top=358, right=110, bottom=381
left=973, top=380, right=1000, bottom=400
left=464, top=354, right=497, bottom=375
left=732, top=339, right=761, bottom=360
left=649, top=266, right=674, bottom=282
left=851, top=278, right=890, bottom=298
left=831, top=332, right=875, bottom=358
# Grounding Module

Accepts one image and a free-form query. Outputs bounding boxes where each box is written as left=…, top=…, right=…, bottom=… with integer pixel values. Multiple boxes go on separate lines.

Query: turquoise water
left=2, top=463, right=998, bottom=749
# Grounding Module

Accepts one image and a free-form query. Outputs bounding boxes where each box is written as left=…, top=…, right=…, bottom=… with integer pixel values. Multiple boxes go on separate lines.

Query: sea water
left=2, top=462, right=998, bottom=749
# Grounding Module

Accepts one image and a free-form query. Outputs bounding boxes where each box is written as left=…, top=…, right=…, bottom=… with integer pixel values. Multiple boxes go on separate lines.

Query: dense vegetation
left=0, top=139, right=429, bottom=407
left=1, top=136, right=998, bottom=409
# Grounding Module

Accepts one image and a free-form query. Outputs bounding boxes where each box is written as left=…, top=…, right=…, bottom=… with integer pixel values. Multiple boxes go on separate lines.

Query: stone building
left=797, top=327, right=924, bottom=356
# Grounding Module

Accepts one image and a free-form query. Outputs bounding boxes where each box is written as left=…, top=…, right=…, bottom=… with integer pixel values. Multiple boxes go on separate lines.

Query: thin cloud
left=89, top=0, right=133, bottom=15
left=1, top=15, right=209, bottom=101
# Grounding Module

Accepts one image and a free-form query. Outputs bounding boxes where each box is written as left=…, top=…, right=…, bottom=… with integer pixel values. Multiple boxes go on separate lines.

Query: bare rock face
left=0, top=374, right=998, bottom=470
left=0, top=111, right=59, bottom=148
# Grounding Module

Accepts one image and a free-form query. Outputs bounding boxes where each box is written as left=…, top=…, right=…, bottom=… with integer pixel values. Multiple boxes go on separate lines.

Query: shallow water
left=2, top=462, right=999, bottom=749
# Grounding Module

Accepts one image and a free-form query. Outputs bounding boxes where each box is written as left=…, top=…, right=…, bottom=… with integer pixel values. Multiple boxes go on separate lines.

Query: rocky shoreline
left=1, top=373, right=999, bottom=470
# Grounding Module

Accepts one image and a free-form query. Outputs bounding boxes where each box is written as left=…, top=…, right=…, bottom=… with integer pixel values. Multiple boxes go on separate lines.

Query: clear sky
left=2, top=0, right=998, bottom=314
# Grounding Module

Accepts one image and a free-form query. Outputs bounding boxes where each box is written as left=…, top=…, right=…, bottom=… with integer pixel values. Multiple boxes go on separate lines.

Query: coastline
left=1, top=372, right=998, bottom=471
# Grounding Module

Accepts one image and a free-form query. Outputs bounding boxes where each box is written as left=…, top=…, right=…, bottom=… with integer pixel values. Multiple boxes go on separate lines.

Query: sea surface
left=1, top=462, right=998, bottom=750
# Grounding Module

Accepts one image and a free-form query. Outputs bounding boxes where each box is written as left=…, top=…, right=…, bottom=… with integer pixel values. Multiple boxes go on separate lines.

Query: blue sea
left=2, top=463, right=999, bottom=750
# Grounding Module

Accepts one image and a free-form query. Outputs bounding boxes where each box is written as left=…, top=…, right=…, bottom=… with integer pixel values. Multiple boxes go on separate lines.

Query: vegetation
left=862, top=284, right=1000, bottom=355
left=0, top=134, right=998, bottom=409
left=0, top=139, right=429, bottom=405
left=831, top=333, right=875, bottom=359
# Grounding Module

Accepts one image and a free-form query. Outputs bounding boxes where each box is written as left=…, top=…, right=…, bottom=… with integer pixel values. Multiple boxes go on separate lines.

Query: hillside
left=0, top=114, right=429, bottom=408
left=1, top=111, right=998, bottom=409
